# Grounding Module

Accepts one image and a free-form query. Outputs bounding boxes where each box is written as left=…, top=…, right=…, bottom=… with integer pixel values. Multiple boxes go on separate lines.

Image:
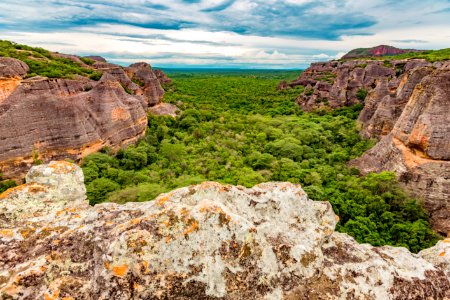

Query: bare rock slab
left=0, top=162, right=448, bottom=299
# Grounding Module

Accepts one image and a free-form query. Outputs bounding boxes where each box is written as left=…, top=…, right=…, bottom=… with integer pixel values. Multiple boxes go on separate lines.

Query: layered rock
left=0, top=162, right=449, bottom=299
left=352, top=69, right=450, bottom=235
left=125, top=62, right=165, bottom=108
left=0, top=58, right=29, bottom=103
left=284, top=58, right=450, bottom=234
left=0, top=73, right=147, bottom=179
left=0, top=54, right=170, bottom=179
left=284, top=59, right=434, bottom=116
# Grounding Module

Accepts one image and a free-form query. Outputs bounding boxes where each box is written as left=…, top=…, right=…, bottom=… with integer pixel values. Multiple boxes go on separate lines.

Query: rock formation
left=0, top=52, right=173, bottom=180
left=341, top=45, right=420, bottom=59
left=352, top=67, right=450, bottom=235
left=282, top=58, right=450, bottom=234
left=149, top=103, right=181, bottom=118
left=0, top=161, right=449, bottom=299
left=154, top=69, right=173, bottom=84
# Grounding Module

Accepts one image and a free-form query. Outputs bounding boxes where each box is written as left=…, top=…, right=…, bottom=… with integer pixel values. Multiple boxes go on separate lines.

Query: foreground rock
left=0, top=162, right=448, bottom=299
left=0, top=54, right=172, bottom=180
left=283, top=58, right=450, bottom=234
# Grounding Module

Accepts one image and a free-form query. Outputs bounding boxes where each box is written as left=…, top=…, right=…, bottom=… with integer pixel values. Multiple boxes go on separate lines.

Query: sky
left=0, top=0, right=449, bottom=69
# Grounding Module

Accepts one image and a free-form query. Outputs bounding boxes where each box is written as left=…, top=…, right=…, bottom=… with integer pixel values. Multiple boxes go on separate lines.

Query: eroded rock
left=0, top=162, right=448, bottom=299
left=0, top=54, right=170, bottom=180
left=286, top=58, right=450, bottom=234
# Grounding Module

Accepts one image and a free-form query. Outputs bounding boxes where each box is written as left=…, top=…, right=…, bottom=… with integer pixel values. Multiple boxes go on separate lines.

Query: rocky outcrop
left=0, top=74, right=147, bottom=179
left=149, top=103, right=180, bottom=118
left=125, top=63, right=165, bottom=108
left=84, top=55, right=107, bottom=63
left=284, top=59, right=434, bottom=115
left=352, top=68, right=450, bottom=235
left=283, top=59, right=450, bottom=234
left=154, top=69, right=172, bottom=84
left=0, top=58, right=29, bottom=103
left=0, top=161, right=449, bottom=299
left=0, top=54, right=169, bottom=180
left=342, top=45, right=419, bottom=59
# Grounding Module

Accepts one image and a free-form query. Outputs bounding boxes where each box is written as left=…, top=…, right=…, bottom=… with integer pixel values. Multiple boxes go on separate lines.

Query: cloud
left=0, top=0, right=449, bottom=68
left=392, top=39, right=428, bottom=44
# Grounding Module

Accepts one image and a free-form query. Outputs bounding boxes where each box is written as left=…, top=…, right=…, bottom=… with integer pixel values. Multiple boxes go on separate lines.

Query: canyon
left=281, top=56, right=450, bottom=235
left=0, top=53, right=170, bottom=180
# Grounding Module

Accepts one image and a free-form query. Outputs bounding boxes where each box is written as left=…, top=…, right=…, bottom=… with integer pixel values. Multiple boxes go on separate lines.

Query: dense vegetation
left=0, top=40, right=101, bottom=79
left=0, top=175, right=16, bottom=194
left=382, top=48, right=450, bottom=62
left=81, top=70, right=439, bottom=252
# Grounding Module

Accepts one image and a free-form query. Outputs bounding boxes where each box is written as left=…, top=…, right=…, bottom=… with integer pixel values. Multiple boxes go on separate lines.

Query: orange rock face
left=352, top=67, right=450, bottom=234
left=0, top=78, right=21, bottom=103
left=0, top=56, right=169, bottom=180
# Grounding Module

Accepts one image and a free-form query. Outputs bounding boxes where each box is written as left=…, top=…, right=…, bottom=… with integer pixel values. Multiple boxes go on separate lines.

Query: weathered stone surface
left=284, top=59, right=430, bottom=115
left=0, top=57, right=29, bottom=78
left=0, top=74, right=147, bottom=179
left=0, top=162, right=449, bottom=299
left=125, top=62, right=164, bottom=108
left=149, top=102, right=181, bottom=117
left=352, top=69, right=450, bottom=234
left=359, top=65, right=433, bottom=138
left=0, top=53, right=171, bottom=180
left=154, top=69, right=172, bottom=84
left=84, top=55, right=107, bottom=63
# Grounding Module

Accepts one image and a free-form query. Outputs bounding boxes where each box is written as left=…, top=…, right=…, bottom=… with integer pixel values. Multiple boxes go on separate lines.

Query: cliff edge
left=281, top=57, right=450, bottom=234
left=0, top=162, right=449, bottom=299
left=0, top=47, right=173, bottom=180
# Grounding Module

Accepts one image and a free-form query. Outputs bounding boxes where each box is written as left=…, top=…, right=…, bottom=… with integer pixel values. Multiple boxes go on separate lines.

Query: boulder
left=0, top=162, right=449, bottom=299
left=149, top=102, right=180, bottom=118
left=0, top=57, right=29, bottom=78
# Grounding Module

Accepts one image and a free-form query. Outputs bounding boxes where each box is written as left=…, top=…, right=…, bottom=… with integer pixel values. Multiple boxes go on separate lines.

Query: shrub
left=356, top=88, right=368, bottom=101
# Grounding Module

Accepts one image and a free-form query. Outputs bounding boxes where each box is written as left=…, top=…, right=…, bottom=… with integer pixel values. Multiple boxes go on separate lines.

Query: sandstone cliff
left=0, top=54, right=170, bottom=180
left=0, top=161, right=448, bottom=299
left=283, top=59, right=450, bottom=235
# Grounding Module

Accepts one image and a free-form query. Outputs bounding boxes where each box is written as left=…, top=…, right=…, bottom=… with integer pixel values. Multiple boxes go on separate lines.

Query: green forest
left=81, top=70, right=439, bottom=253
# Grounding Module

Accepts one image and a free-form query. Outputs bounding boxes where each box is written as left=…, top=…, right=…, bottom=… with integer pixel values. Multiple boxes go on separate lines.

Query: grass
left=0, top=40, right=102, bottom=79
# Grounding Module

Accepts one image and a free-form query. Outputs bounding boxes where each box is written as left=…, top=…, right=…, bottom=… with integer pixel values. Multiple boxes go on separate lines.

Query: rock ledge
left=0, top=162, right=449, bottom=299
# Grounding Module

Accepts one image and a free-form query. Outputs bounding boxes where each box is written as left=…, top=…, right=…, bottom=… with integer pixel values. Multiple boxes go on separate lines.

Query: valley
left=81, top=70, right=439, bottom=252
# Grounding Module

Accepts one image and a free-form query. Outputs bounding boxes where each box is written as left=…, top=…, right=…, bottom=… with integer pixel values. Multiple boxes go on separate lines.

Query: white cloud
left=0, top=0, right=449, bottom=68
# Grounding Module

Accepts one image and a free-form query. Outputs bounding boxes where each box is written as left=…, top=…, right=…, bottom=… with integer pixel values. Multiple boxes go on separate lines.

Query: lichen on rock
left=0, top=162, right=449, bottom=299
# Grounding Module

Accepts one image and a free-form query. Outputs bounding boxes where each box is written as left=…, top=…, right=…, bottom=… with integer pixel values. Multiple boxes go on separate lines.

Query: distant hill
left=342, top=45, right=421, bottom=59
